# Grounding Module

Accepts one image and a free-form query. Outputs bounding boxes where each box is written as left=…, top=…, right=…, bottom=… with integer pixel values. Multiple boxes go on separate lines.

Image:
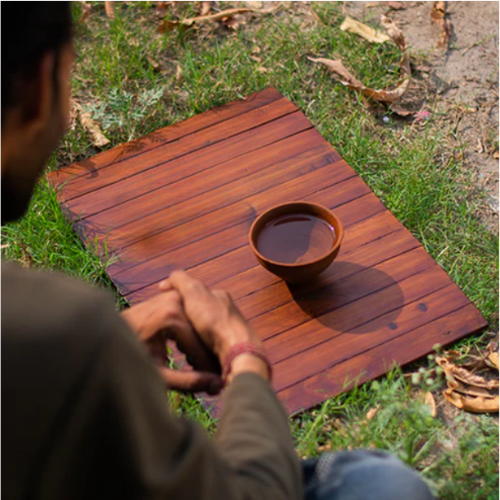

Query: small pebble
left=383, top=116, right=390, bottom=123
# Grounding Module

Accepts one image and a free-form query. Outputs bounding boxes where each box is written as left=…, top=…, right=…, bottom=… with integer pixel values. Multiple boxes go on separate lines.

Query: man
left=2, top=3, right=434, bottom=499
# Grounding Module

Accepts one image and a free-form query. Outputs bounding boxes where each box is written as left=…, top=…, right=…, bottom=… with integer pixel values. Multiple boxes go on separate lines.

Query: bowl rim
left=249, top=201, right=344, bottom=268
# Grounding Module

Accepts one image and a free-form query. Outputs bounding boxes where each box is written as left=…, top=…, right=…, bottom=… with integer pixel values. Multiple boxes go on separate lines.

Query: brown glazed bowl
left=249, top=202, right=344, bottom=284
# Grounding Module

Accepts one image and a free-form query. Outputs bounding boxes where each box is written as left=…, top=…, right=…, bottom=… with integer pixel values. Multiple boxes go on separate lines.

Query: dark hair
left=1, top=2, right=73, bottom=121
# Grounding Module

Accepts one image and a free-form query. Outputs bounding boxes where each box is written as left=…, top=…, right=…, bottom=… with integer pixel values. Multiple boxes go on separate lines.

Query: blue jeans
left=303, top=450, right=435, bottom=500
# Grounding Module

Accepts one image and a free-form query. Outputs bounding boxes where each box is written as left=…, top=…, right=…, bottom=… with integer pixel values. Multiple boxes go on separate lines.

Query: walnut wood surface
left=47, top=88, right=488, bottom=415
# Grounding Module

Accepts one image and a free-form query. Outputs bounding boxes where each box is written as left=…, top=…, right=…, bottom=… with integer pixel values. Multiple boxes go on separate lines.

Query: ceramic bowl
left=249, top=202, right=344, bottom=284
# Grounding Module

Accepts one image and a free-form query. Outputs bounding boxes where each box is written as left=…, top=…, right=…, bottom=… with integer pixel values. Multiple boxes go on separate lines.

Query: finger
left=169, top=270, right=210, bottom=301
left=212, top=288, right=232, bottom=306
left=158, top=279, right=173, bottom=291
left=158, top=367, right=223, bottom=395
left=167, top=322, right=221, bottom=375
left=147, top=335, right=168, bottom=365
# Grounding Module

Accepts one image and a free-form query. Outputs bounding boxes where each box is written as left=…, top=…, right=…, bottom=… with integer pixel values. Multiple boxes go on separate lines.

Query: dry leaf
left=390, top=103, right=415, bottom=117
left=147, top=55, right=160, bottom=70
left=494, top=150, right=499, bottom=160
left=158, top=6, right=276, bottom=32
left=0, top=243, right=10, bottom=250
left=388, top=1, right=404, bottom=10
left=245, top=1, right=263, bottom=8
left=437, top=356, right=499, bottom=390
left=431, top=1, right=452, bottom=49
left=308, top=56, right=409, bottom=103
left=424, top=391, right=437, bottom=417
left=257, top=66, right=268, bottom=73
left=317, top=443, right=332, bottom=453
left=488, top=352, right=499, bottom=370
left=105, top=1, right=115, bottom=20
left=79, top=109, right=110, bottom=148
left=156, top=1, right=172, bottom=11
left=200, top=1, right=211, bottom=15
left=222, top=15, right=240, bottom=30
left=310, top=15, right=410, bottom=108
left=340, top=16, right=391, bottom=43
left=79, top=1, right=92, bottom=23
left=175, top=64, right=183, bottom=84
left=447, top=378, right=496, bottom=398
left=366, top=408, right=378, bottom=420
left=443, top=388, right=499, bottom=414
left=380, top=14, right=407, bottom=51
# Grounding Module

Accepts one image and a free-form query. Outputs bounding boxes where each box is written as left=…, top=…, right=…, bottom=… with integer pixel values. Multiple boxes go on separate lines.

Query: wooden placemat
left=48, top=88, right=487, bottom=415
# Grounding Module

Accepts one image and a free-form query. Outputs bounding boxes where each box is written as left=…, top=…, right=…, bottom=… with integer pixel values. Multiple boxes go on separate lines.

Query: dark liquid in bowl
left=257, top=214, right=336, bottom=264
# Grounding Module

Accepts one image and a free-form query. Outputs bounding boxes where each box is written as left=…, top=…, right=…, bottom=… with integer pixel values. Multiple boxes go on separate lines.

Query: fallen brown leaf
left=447, top=378, right=497, bottom=399
left=317, top=443, right=332, bottom=453
left=79, top=1, right=92, bottom=23
left=437, top=356, right=499, bottom=390
left=488, top=352, right=499, bottom=370
left=0, top=243, right=10, bottom=250
left=79, top=108, right=110, bottom=148
left=340, top=16, right=391, bottom=43
left=175, top=64, right=183, bottom=84
left=158, top=6, right=277, bottom=32
left=222, top=15, right=241, bottom=30
left=381, top=14, right=407, bottom=51
left=366, top=408, right=378, bottom=420
left=105, top=1, right=115, bottom=20
left=156, top=1, right=173, bottom=12
left=388, top=1, right=405, bottom=10
left=200, top=1, right=211, bottom=16
left=147, top=55, right=160, bottom=70
left=494, top=150, right=499, bottom=160
left=424, top=391, right=437, bottom=417
left=431, top=1, right=452, bottom=49
left=310, top=15, right=412, bottom=113
left=443, top=388, right=499, bottom=414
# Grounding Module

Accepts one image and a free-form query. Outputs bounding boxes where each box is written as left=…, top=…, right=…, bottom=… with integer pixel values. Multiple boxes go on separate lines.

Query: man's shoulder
left=2, top=261, right=121, bottom=352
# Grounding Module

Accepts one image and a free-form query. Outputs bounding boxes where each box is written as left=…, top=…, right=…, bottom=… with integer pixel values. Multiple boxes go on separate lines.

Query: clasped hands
left=121, top=271, right=266, bottom=395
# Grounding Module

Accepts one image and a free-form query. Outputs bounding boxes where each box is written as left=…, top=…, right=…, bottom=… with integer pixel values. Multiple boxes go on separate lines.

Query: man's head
left=2, top=2, right=74, bottom=224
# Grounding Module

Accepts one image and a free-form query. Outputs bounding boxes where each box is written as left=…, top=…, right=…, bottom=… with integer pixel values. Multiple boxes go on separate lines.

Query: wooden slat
left=110, top=171, right=368, bottom=293
left=272, top=283, right=468, bottom=391
left=235, top=239, right=426, bottom=321
left=125, top=193, right=393, bottom=303
left=251, top=248, right=441, bottom=343
left=47, top=88, right=283, bottom=190
left=278, top=302, right=487, bottom=414
left=77, top=141, right=337, bottom=249
left=68, top=128, right=332, bottom=222
left=56, top=98, right=299, bottom=202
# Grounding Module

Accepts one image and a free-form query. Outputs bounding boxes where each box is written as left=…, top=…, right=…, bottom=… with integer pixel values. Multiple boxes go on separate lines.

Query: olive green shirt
left=2, top=262, right=302, bottom=499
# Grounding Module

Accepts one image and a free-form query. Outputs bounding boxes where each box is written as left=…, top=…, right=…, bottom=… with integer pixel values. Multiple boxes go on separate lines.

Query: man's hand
left=121, top=291, right=222, bottom=395
left=159, top=271, right=270, bottom=382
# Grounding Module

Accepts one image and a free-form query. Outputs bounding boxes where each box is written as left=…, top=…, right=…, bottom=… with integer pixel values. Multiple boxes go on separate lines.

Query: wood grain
left=278, top=302, right=487, bottom=414
left=110, top=172, right=368, bottom=293
left=251, top=249, right=443, bottom=343
left=125, top=192, right=396, bottom=303
left=47, top=87, right=283, bottom=190
left=77, top=141, right=337, bottom=250
left=57, top=98, right=299, bottom=202
left=70, top=128, right=331, bottom=222
left=273, top=283, right=477, bottom=391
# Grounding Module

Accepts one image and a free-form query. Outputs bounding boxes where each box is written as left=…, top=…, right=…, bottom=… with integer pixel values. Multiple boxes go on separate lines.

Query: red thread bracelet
left=222, top=342, right=272, bottom=383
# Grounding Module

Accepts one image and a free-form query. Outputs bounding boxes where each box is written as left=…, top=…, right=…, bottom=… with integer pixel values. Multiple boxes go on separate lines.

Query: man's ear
left=21, top=52, right=56, bottom=137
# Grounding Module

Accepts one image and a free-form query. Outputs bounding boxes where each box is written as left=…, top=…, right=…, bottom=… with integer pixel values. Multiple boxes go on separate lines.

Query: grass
left=1, top=2, right=498, bottom=498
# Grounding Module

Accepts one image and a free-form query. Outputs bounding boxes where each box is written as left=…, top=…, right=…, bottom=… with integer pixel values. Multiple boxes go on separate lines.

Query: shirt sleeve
left=37, top=308, right=303, bottom=500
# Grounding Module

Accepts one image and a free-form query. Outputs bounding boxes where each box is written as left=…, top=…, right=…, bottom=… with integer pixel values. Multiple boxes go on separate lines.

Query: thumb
left=158, top=367, right=223, bottom=395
